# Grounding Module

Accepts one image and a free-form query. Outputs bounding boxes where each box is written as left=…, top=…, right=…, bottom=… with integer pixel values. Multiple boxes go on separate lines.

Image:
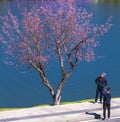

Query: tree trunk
left=53, top=90, right=61, bottom=105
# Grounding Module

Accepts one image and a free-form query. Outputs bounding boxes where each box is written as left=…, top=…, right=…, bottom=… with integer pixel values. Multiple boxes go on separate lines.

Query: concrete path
left=0, top=98, right=120, bottom=122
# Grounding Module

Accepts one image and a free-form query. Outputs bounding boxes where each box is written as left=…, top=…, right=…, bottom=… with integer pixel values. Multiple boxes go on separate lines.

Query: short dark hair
left=106, top=87, right=111, bottom=91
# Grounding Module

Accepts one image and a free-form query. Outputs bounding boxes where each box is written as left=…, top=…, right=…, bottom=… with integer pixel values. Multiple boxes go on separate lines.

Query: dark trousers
left=103, top=103, right=111, bottom=119
left=95, top=87, right=103, bottom=102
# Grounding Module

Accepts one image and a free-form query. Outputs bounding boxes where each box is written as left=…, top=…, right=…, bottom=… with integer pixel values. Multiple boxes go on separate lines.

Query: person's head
left=106, top=87, right=111, bottom=93
left=101, top=72, right=106, bottom=77
left=106, top=87, right=111, bottom=91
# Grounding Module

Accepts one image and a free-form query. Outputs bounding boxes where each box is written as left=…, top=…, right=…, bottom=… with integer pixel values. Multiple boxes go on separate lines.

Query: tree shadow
left=85, top=112, right=101, bottom=119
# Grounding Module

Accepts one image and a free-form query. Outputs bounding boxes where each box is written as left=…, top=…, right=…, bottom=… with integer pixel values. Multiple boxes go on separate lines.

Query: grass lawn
left=1, top=97, right=119, bottom=112
left=0, top=99, right=94, bottom=112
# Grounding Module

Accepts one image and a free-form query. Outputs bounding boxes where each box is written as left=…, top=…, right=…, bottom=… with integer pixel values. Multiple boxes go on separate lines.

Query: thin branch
left=29, top=59, right=54, bottom=95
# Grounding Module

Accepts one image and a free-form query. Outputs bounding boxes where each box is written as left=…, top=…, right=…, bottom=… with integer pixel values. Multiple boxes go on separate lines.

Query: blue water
left=0, top=1, right=120, bottom=108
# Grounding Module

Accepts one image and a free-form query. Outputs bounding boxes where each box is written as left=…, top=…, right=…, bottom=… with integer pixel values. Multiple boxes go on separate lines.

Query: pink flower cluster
left=0, top=0, right=112, bottom=67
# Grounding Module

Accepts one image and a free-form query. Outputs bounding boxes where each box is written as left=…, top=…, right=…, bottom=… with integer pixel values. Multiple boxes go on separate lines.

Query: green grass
left=0, top=99, right=93, bottom=112
left=60, top=98, right=94, bottom=105
left=0, top=108, right=22, bottom=112
left=0, top=104, right=51, bottom=112
left=0, top=97, right=119, bottom=112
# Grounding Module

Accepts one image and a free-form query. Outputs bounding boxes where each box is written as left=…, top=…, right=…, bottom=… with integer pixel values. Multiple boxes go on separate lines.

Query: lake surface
left=0, top=0, right=120, bottom=108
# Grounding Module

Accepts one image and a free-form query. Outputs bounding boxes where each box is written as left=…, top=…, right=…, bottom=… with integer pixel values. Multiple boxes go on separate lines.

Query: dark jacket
left=95, top=76, right=107, bottom=88
left=103, top=91, right=111, bottom=104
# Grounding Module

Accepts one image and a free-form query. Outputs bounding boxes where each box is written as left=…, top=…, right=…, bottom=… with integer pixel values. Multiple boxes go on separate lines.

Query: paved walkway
left=0, top=98, right=120, bottom=122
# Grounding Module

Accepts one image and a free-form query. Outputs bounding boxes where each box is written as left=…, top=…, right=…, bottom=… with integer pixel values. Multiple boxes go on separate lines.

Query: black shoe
left=108, top=118, right=110, bottom=120
left=102, top=118, right=106, bottom=120
left=100, top=100, right=102, bottom=103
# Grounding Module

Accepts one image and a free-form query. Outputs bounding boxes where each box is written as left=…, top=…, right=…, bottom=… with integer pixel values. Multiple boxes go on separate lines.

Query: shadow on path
left=85, top=112, right=101, bottom=119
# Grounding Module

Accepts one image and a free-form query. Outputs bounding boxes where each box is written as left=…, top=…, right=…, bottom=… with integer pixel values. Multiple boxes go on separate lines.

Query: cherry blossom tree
left=0, top=0, right=112, bottom=105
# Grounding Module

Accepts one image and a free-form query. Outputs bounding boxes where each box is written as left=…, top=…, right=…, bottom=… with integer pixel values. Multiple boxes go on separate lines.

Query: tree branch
left=29, top=59, right=55, bottom=96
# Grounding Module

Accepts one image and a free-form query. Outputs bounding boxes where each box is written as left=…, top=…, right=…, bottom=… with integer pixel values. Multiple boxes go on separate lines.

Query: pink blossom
left=0, top=0, right=112, bottom=66
left=58, top=9, right=63, bottom=16
left=19, top=42, right=27, bottom=48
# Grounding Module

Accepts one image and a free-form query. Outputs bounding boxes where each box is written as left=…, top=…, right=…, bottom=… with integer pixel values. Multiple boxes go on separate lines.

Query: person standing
left=102, top=87, right=112, bottom=120
left=95, top=73, right=107, bottom=103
